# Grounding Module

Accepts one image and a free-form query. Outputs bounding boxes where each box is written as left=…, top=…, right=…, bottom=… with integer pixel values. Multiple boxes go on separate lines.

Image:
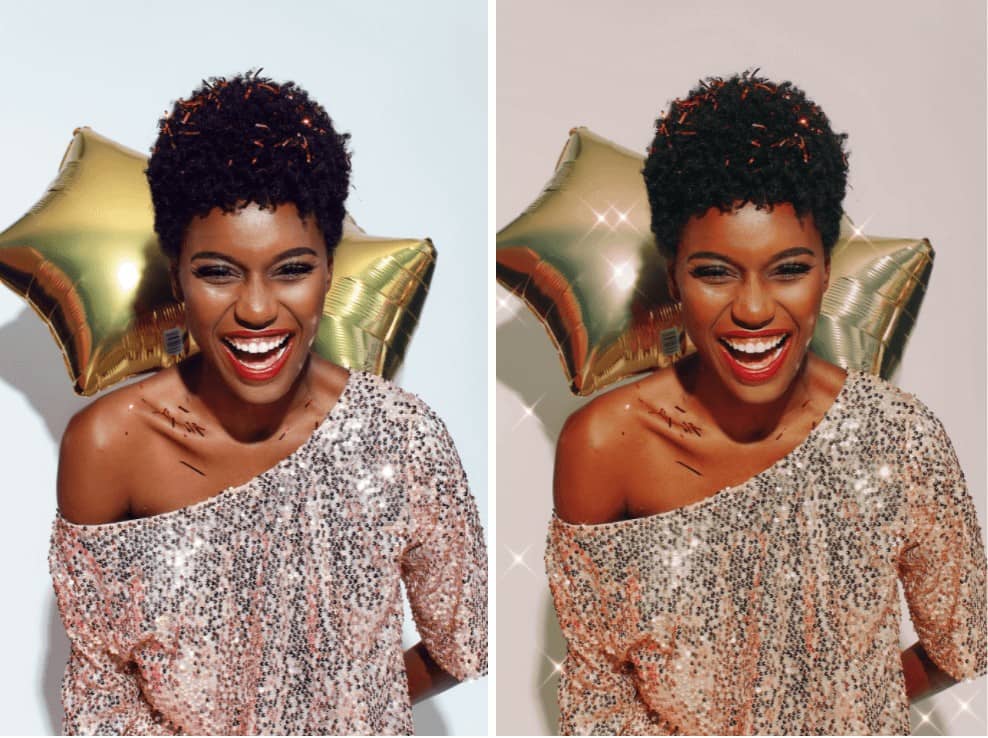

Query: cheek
left=283, top=283, right=328, bottom=330
left=680, top=285, right=732, bottom=332
left=778, top=279, right=827, bottom=324
left=181, top=287, right=230, bottom=332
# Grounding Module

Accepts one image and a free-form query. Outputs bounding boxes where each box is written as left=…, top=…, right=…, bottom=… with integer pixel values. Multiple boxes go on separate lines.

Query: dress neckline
left=553, top=369, right=857, bottom=531
left=56, top=370, right=361, bottom=532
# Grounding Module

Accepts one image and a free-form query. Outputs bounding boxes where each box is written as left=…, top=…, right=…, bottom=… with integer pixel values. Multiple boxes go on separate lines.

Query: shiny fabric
left=50, top=371, right=487, bottom=735
left=547, top=371, right=986, bottom=735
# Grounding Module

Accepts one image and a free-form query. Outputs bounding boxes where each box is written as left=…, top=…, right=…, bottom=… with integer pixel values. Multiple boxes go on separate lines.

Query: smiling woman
left=47, top=72, right=487, bottom=736
left=548, top=72, right=985, bottom=735
left=179, top=204, right=331, bottom=409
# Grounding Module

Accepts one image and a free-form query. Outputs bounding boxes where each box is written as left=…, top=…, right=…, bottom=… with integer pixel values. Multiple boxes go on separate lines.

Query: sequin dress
left=49, top=371, right=487, bottom=736
left=546, top=370, right=986, bottom=736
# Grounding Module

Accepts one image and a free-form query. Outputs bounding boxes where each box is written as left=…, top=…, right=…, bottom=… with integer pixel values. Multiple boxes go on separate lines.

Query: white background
left=0, top=1, right=487, bottom=734
left=497, top=0, right=986, bottom=734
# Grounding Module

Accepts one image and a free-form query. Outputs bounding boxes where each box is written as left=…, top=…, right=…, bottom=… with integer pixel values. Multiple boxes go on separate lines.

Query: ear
left=325, top=254, right=334, bottom=294
left=822, top=249, right=831, bottom=292
left=169, top=260, right=184, bottom=303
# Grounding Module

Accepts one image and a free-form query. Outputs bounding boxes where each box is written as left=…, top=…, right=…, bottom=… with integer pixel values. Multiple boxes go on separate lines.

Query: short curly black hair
left=146, top=70, right=351, bottom=261
left=643, top=71, right=848, bottom=258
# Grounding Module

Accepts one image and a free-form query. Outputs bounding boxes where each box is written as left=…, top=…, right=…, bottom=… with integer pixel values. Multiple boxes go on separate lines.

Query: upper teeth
left=225, top=335, right=290, bottom=353
left=722, top=335, right=786, bottom=353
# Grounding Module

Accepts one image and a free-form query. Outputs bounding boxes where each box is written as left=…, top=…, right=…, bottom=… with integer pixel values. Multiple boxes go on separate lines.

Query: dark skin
left=56, top=202, right=457, bottom=703
left=554, top=202, right=955, bottom=703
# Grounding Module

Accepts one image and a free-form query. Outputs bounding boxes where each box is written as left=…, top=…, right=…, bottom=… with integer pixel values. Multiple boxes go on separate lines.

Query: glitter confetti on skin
left=674, top=460, right=703, bottom=477
left=546, top=371, right=986, bottom=735
left=178, top=460, right=205, bottom=477
left=49, top=372, right=488, bottom=735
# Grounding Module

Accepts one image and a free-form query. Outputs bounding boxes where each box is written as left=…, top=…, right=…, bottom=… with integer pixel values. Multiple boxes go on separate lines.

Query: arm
left=404, top=641, right=459, bottom=703
left=550, top=409, right=664, bottom=734
left=547, top=523, right=663, bottom=735
left=901, top=641, right=958, bottom=702
left=52, top=403, right=177, bottom=733
left=897, top=412, right=987, bottom=692
left=50, top=521, right=177, bottom=734
left=400, top=406, right=487, bottom=696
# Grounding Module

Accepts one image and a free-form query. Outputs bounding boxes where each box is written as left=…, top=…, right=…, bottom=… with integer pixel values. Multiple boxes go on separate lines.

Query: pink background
left=496, top=0, right=986, bottom=734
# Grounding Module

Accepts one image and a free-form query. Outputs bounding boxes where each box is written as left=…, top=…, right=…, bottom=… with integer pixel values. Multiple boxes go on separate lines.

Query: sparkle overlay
left=546, top=371, right=986, bottom=735
left=49, top=371, right=487, bottom=735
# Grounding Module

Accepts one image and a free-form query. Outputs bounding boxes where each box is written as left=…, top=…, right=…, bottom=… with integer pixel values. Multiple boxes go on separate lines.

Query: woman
left=548, top=72, right=985, bottom=735
left=49, top=72, right=487, bottom=735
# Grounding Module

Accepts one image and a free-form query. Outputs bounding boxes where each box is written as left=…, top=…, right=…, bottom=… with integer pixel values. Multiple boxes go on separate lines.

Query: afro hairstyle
left=146, top=70, right=351, bottom=261
left=643, top=71, right=848, bottom=258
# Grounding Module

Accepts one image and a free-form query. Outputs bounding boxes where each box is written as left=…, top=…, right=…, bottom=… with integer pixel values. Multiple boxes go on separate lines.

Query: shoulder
left=844, top=370, right=948, bottom=434
left=554, top=376, right=653, bottom=524
left=838, top=370, right=961, bottom=471
left=57, top=373, right=167, bottom=525
left=350, top=369, right=450, bottom=432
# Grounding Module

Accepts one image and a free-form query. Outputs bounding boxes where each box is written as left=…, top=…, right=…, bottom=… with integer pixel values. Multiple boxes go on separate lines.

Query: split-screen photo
left=0, top=0, right=985, bottom=735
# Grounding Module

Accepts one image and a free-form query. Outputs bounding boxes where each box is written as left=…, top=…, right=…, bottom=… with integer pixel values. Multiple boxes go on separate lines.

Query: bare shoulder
left=553, top=378, right=649, bottom=525
left=57, top=371, right=173, bottom=525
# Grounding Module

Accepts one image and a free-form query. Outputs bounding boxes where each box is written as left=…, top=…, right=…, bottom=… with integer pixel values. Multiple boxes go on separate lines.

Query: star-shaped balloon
left=0, top=128, right=435, bottom=395
left=497, top=127, right=933, bottom=395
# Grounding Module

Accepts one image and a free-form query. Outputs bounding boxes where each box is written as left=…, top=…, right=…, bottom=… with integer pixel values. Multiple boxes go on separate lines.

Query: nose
left=234, top=275, right=278, bottom=329
left=731, top=275, right=775, bottom=329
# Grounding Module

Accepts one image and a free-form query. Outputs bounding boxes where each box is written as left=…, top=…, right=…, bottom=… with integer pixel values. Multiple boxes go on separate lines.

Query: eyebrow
left=190, top=246, right=320, bottom=269
left=687, top=246, right=817, bottom=267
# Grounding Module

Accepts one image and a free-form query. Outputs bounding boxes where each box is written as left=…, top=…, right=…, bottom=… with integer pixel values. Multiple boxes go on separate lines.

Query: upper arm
left=57, top=399, right=133, bottom=525
left=553, top=400, right=626, bottom=525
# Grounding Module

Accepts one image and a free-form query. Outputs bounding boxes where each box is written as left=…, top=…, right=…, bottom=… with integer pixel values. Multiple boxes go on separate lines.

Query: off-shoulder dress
left=50, top=371, right=487, bottom=735
left=547, top=370, right=986, bottom=735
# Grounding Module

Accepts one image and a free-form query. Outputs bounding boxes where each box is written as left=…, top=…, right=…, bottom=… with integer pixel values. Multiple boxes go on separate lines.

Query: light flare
left=503, top=544, right=536, bottom=576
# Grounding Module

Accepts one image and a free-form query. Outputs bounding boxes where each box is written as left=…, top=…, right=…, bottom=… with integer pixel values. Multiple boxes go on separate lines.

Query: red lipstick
left=219, top=331, right=295, bottom=382
left=717, top=332, right=792, bottom=384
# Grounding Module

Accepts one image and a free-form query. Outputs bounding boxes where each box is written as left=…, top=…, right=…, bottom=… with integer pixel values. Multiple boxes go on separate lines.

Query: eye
left=773, top=262, right=813, bottom=279
left=275, top=261, right=317, bottom=279
left=689, top=264, right=735, bottom=282
left=191, top=265, right=239, bottom=282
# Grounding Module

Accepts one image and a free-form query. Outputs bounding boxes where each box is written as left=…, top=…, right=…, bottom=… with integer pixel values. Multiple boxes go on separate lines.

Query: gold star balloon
left=496, top=127, right=933, bottom=396
left=0, top=127, right=435, bottom=395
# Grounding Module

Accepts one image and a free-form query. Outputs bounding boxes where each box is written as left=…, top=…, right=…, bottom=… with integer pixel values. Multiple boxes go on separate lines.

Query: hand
left=901, top=641, right=957, bottom=703
left=404, top=641, right=459, bottom=704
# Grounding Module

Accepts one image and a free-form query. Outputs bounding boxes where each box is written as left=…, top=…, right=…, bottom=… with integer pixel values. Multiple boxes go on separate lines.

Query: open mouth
left=717, top=333, right=791, bottom=379
left=220, top=332, right=295, bottom=380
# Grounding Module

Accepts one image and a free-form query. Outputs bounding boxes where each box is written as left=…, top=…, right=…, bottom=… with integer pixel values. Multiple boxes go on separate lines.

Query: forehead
left=679, top=202, right=823, bottom=259
left=181, top=202, right=326, bottom=259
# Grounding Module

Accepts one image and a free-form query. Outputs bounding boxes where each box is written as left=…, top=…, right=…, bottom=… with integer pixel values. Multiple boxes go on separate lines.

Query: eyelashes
left=191, top=262, right=317, bottom=281
left=275, top=262, right=316, bottom=277
left=773, top=262, right=812, bottom=277
left=689, top=265, right=731, bottom=279
left=688, top=262, right=814, bottom=281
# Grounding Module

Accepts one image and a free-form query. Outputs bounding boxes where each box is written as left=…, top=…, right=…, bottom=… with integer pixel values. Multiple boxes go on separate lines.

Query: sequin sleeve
left=897, top=410, right=988, bottom=682
left=547, top=519, right=664, bottom=736
left=400, top=405, right=488, bottom=681
left=49, top=518, right=177, bottom=735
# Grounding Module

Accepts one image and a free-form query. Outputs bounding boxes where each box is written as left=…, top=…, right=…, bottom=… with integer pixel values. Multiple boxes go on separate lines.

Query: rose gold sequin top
left=49, top=371, right=487, bottom=735
left=546, top=371, right=986, bottom=735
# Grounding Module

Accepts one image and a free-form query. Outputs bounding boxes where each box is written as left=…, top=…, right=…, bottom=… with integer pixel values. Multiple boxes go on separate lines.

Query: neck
left=686, top=355, right=811, bottom=443
left=181, top=353, right=312, bottom=443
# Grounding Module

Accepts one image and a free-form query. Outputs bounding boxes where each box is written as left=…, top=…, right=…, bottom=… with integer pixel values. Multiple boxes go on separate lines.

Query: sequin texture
left=546, top=371, right=986, bottom=735
left=49, top=371, right=487, bottom=735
